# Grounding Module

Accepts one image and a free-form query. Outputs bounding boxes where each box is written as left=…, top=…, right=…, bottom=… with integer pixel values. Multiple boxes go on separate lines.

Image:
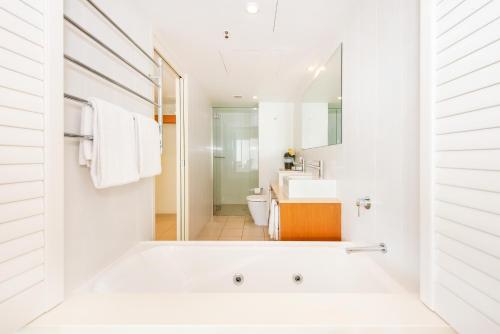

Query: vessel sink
left=283, top=177, right=337, bottom=199
left=277, top=170, right=313, bottom=186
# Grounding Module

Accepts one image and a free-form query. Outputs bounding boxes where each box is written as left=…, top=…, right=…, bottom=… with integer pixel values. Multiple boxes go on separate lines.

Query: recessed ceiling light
left=252, top=96, right=258, bottom=100
left=246, top=2, right=259, bottom=14
left=307, top=66, right=315, bottom=72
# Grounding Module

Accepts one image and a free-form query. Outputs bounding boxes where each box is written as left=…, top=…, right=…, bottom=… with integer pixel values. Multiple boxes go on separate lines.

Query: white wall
left=64, top=0, right=155, bottom=294
left=155, top=124, right=177, bottom=214
left=293, top=0, right=419, bottom=291
left=185, top=76, right=213, bottom=240
left=259, top=103, right=294, bottom=192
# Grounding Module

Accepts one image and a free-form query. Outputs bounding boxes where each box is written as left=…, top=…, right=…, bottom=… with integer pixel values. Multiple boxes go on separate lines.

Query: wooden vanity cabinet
left=279, top=202, right=341, bottom=241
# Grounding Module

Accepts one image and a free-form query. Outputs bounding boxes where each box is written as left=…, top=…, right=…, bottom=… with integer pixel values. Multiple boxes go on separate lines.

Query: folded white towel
left=89, top=98, right=139, bottom=189
left=134, top=113, right=161, bottom=178
left=78, top=103, right=93, bottom=167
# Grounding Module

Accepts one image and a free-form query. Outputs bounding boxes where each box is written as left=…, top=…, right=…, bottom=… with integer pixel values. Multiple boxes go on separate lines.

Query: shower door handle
left=214, top=156, right=226, bottom=159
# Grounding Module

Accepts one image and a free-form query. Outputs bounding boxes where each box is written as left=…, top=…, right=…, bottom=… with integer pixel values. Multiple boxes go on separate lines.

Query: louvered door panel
left=431, top=0, right=500, bottom=332
left=0, top=0, right=63, bottom=332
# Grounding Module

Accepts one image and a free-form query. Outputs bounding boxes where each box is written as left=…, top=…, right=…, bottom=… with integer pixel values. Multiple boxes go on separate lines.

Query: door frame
left=151, top=46, right=187, bottom=241
left=419, top=0, right=435, bottom=309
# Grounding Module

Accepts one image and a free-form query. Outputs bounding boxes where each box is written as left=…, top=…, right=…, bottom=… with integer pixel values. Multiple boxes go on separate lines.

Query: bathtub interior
left=86, top=242, right=406, bottom=294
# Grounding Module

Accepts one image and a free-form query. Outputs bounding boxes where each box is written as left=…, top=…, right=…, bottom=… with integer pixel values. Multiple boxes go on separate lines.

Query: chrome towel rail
left=64, top=132, right=93, bottom=140
left=84, top=0, right=158, bottom=66
left=64, top=93, right=91, bottom=106
left=64, top=15, right=159, bottom=87
left=63, top=0, right=163, bottom=152
left=64, top=54, right=159, bottom=107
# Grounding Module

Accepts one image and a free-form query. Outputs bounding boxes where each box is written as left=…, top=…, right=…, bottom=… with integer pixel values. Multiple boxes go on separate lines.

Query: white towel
left=134, top=113, right=161, bottom=178
left=88, top=98, right=139, bottom=189
left=268, top=199, right=280, bottom=240
left=273, top=200, right=280, bottom=240
left=78, top=103, right=93, bottom=167
left=268, top=199, right=274, bottom=238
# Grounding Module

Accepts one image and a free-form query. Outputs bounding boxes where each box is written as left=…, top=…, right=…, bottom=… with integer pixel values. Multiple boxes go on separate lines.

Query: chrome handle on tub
left=356, top=196, right=371, bottom=217
left=345, top=243, right=387, bottom=254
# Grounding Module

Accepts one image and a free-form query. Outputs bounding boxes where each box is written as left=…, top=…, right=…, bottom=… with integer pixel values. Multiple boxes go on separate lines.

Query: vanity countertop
left=270, top=183, right=341, bottom=204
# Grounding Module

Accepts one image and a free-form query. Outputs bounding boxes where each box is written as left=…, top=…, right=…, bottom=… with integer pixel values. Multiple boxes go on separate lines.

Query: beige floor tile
left=224, top=222, right=244, bottom=230
left=212, top=216, right=228, bottom=223
left=214, top=204, right=249, bottom=216
left=220, top=228, right=243, bottom=238
left=244, top=220, right=257, bottom=226
left=199, top=227, right=222, bottom=237
left=242, top=229, right=264, bottom=239
left=204, top=222, right=225, bottom=230
left=244, top=223, right=263, bottom=231
left=226, top=216, right=245, bottom=223
left=244, top=216, right=254, bottom=223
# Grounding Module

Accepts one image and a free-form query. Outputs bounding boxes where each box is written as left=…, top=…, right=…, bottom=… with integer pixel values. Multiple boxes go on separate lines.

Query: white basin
left=277, top=170, right=313, bottom=186
left=283, top=177, right=337, bottom=199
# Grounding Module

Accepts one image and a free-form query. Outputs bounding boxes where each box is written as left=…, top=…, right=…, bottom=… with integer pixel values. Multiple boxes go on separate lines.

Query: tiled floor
left=214, top=204, right=250, bottom=216
left=155, top=214, right=177, bottom=240
left=196, top=215, right=270, bottom=241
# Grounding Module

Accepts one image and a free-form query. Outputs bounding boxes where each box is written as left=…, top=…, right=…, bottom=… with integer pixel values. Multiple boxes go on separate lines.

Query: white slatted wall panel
left=433, top=0, right=500, bottom=332
left=0, top=0, right=51, bottom=331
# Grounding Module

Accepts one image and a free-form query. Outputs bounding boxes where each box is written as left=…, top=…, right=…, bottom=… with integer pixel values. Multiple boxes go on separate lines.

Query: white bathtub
left=25, top=242, right=452, bottom=334
left=88, top=241, right=405, bottom=294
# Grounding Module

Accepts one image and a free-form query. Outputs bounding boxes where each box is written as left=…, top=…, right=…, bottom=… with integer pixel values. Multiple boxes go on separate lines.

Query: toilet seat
left=246, top=195, right=267, bottom=202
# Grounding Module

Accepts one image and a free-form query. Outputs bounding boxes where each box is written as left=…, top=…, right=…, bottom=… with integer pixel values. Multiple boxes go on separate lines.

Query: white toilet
left=246, top=195, right=269, bottom=226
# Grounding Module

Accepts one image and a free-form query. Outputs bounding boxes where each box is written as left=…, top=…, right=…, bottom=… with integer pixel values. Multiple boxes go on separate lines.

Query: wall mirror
left=301, top=44, right=342, bottom=149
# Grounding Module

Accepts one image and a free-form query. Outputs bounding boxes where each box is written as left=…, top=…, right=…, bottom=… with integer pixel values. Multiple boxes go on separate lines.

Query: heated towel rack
left=63, top=0, right=164, bottom=152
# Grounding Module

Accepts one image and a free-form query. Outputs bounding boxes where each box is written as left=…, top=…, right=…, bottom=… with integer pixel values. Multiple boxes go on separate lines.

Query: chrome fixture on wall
left=356, top=196, right=371, bottom=217
left=345, top=243, right=387, bottom=254
left=303, top=160, right=324, bottom=179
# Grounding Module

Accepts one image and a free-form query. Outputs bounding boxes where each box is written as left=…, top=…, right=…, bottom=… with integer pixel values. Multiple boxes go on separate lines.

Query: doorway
left=202, top=107, right=268, bottom=241
left=154, top=50, right=181, bottom=240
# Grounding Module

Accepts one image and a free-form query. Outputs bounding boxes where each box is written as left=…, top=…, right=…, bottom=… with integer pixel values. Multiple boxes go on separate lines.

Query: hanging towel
left=273, top=199, right=280, bottom=240
left=268, top=198, right=280, bottom=240
left=88, top=98, right=139, bottom=189
left=78, top=103, right=93, bottom=167
left=134, top=113, right=162, bottom=178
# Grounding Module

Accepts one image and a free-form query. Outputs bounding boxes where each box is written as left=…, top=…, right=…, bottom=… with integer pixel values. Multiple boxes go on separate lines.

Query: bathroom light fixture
left=337, top=96, right=342, bottom=100
left=307, top=66, right=315, bottom=72
left=252, top=96, right=258, bottom=100
left=246, top=2, right=259, bottom=14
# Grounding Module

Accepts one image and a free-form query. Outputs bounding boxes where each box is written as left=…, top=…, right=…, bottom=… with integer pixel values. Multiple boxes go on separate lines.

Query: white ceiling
left=142, top=0, right=354, bottom=106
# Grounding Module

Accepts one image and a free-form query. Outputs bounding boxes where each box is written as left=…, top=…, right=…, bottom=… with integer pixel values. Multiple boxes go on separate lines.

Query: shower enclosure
left=213, top=107, right=259, bottom=215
